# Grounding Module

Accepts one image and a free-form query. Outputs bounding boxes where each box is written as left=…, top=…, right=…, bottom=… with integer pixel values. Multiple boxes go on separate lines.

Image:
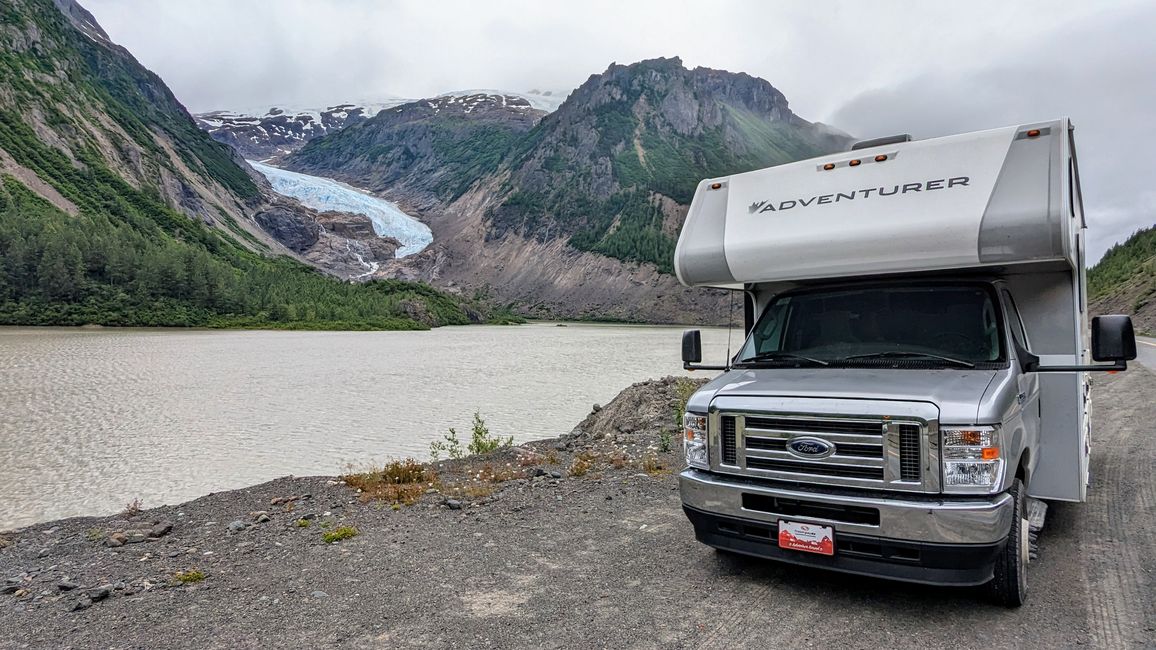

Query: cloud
left=830, top=3, right=1156, bottom=260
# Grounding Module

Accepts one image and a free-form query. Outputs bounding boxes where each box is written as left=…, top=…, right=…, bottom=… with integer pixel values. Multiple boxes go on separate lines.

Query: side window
left=1001, top=289, right=1031, bottom=353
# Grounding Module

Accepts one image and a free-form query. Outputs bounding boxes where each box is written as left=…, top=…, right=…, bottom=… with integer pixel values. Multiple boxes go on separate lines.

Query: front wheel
left=987, top=478, right=1029, bottom=607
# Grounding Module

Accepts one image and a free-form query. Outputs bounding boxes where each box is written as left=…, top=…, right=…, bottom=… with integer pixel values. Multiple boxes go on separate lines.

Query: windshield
left=736, top=284, right=1005, bottom=366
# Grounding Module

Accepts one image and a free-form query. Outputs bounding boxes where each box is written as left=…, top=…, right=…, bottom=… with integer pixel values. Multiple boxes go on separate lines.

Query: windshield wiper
left=837, top=351, right=976, bottom=368
left=740, top=351, right=829, bottom=366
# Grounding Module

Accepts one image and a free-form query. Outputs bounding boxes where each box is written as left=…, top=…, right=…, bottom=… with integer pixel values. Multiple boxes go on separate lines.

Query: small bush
left=570, top=451, right=597, bottom=477
left=174, top=569, right=206, bottom=584
left=0, top=536, right=10, bottom=549
left=85, top=528, right=104, bottom=542
left=322, top=526, right=359, bottom=543
left=467, top=412, right=513, bottom=455
left=659, top=430, right=673, bottom=453
left=640, top=453, right=669, bottom=476
left=296, top=518, right=311, bottom=528
left=344, top=459, right=434, bottom=505
left=429, top=428, right=464, bottom=461
left=431, top=413, right=513, bottom=460
left=122, top=498, right=143, bottom=517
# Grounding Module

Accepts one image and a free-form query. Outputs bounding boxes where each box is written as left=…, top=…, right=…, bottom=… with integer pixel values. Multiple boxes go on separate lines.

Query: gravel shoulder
left=1, top=372, right=1154, bottom=649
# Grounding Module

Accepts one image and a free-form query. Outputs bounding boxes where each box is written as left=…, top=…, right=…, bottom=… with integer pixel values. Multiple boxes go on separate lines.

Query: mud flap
left=1027, top=498, right=1048, bottom=561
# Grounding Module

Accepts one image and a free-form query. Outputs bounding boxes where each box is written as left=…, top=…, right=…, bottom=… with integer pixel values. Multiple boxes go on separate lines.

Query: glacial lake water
left=0, top=324, right=733, bottom=529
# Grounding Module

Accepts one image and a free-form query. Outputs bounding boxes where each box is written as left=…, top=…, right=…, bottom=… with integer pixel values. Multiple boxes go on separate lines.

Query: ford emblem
left=787, top=437, right=836, bottom=459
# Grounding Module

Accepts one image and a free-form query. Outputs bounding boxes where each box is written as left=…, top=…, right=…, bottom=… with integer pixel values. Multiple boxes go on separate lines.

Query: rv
left=673, top=119, right=1137, bottom=606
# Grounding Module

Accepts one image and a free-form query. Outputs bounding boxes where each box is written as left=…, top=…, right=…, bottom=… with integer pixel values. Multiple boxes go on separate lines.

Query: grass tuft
left=322, top=526, right=359, bottom=543
left=174, top=569, right=206, bottom=584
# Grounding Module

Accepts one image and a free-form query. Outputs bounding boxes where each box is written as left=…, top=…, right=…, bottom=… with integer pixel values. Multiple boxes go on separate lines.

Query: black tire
left=987, top=478, right=1029, bottom=607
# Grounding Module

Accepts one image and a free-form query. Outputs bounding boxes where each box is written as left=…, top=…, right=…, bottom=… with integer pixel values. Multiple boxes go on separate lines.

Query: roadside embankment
left=1, top=371, right=1153, bottom=649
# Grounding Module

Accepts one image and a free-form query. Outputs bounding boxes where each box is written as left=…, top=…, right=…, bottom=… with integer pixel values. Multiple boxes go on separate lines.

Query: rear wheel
left=987, top=478, right=1029, bottom=607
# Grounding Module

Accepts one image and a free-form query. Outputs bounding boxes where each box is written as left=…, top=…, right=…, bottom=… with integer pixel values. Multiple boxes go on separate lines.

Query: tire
left=987, top=478, right=1029, bottom=607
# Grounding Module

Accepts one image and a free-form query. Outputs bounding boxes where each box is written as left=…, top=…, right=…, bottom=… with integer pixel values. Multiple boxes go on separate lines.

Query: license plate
left=778, top=520, right=835, bottom=556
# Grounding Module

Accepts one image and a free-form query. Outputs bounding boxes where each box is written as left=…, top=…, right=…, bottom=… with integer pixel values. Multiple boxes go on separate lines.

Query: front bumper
left=680, top=468, right=1015, bottom=586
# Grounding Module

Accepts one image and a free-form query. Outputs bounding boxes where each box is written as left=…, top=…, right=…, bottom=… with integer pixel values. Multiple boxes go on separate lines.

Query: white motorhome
left=673, top=119, right=1137, bottom=606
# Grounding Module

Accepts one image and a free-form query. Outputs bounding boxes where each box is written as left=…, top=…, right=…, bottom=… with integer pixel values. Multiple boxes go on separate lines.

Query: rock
left=310, top=590, right=329, bottom=599
left=256, top=513, right=271, bottom=524
left=554, top=442, right=567, bottom=451
left=227, top=520, right=248, bottom=533
left=253, top=205, right=321, bottom=252
left=37, top=547, right=51, bottom=558
left=592, top=404, right=602, bottom=412
left=444, top=499, right=463, bottom=510
left=87, top=585, right=111, bottom=602
left=125, top=531, right=149, bottom=544
left=106, top=532, right=127, bottom=547
left=550, top=471, right=563, bottom=479
left=1, top=584, right=19, bottom=595
left=68, top=595, right=93, bottom=612
left=150, top=521, right=173, bottom=538
left=270, top=497, right=285, bottom=506
left=532, top=468, right=547, bottom=477
left=57, top=581, right=79, bottom=592
left=298, top=513, right=317, bottom=521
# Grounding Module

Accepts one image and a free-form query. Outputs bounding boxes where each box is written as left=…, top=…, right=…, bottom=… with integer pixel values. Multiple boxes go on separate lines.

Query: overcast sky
left=84, top=0, right=1155, bottom=261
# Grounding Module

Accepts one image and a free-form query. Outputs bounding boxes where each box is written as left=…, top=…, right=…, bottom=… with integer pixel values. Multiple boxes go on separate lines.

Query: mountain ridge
left=283, top=57, right=853, bottom=322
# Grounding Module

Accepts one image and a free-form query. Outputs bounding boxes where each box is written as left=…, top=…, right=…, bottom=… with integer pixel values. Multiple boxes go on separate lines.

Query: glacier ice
left=248, top=161, right=433, bottom=257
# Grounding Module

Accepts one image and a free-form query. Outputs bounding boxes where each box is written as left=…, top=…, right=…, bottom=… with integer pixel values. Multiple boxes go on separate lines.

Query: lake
left=0, top=324, right=734, bottom=529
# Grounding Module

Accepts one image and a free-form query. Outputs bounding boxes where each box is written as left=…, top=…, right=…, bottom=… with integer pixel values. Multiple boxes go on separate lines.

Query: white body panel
left=675, top=119, right=1093, bottom=503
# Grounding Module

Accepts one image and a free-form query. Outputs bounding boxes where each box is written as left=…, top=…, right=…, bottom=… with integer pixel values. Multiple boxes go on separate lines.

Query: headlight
left=683, top=413, right=708, bottom=469
left=942, top=425, right=1003, bottom=492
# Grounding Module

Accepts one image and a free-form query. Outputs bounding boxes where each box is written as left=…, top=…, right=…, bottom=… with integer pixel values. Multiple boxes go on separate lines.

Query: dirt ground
left=0, top=372, right=1153, bottom=649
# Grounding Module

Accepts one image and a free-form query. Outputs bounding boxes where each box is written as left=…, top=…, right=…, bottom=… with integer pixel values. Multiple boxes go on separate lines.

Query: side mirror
left=1028, top=314, right=1135, bottom=373
left=1091, top=315, right=1137, bottom=362
left=682, top=330, right=702, bottom=364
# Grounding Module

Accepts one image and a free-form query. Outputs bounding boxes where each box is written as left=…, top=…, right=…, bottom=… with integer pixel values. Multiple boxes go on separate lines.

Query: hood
left=686, top=367, right=1002, bottom=424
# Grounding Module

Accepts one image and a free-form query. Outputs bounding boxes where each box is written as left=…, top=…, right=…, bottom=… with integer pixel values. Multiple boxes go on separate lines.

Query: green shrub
left=322, top=526, right=359, bottom=543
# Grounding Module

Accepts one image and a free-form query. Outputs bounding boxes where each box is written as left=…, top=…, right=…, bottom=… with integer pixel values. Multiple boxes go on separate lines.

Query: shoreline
left=2, top=371, right=1153, bottom=648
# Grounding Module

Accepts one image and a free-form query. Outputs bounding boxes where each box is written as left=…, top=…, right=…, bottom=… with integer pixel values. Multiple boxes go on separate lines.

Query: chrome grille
left=721, top=416, right=737, bottom=465
left=899, top=424, right=921, bottom=481
left=717, top=412, right=928, bottom=489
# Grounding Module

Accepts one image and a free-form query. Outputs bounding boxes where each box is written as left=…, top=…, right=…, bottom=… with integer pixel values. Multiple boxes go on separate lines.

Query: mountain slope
left=1089, top=223, right=1156, bottom=334
left=284, top=58, right=851, bottom=322
left=290, top=93, right=545, bottom=204
left=488, top=57, right=850, bottom=272
left=0, top=0, right=507, bottom=328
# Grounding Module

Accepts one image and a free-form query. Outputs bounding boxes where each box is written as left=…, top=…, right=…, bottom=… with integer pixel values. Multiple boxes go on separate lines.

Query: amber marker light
left=1026, top=129, right=1041, bottom=137
left=848, top=159, right=862, bottom=166
left=822, top=163, right=835, bottom=170
left=709, top=182, right=723, bottom=190
left=981, top=448, right=1000, bottom=460
left=874, top=154, right=888, bottom=162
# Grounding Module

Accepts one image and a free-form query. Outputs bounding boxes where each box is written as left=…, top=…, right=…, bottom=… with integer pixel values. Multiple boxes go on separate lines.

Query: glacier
left=248, top=161, right=432, bottom=257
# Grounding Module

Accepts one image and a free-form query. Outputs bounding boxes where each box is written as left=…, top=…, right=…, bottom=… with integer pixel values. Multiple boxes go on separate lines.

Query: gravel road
left=0, top=372, right=1153, bottom=649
